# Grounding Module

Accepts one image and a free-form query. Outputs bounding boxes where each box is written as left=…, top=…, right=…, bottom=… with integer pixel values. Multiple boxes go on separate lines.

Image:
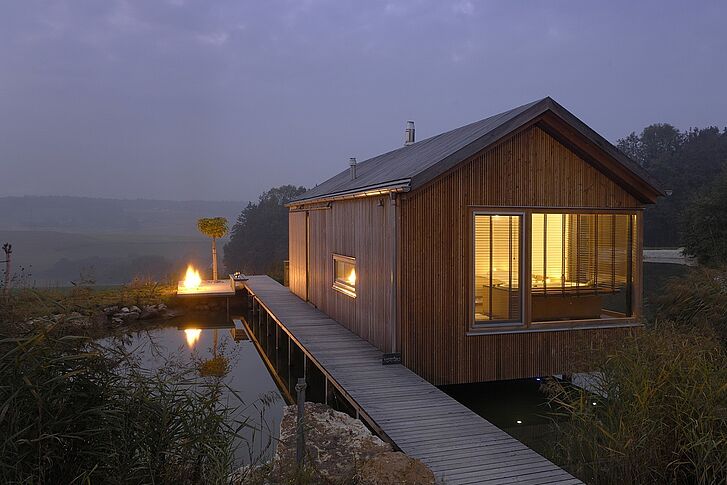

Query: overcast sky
left=1, top=1, right=725, bottom=201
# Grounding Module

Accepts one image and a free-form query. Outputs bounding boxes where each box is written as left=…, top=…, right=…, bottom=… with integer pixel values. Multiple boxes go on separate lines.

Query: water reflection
left=109, top=313, right=284, bottom=465
left=184, top=328, right=202, bottom=348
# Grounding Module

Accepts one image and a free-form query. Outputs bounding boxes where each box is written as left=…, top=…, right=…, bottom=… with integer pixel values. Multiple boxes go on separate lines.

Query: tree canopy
left=223, top=185, right=306, bottom=281
left=681, top=170, right=727, bottom=265
left=196, top=217, right=228, bottom=239
left=617, top=124, right=727, bottom=248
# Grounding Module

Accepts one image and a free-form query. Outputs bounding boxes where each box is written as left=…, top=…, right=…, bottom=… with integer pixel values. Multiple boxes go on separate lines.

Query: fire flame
left=183, top=265, right=202, bottom=289
left=185, top=328, right=202, bottom=348
left=347, top=268, right=356, bottom=286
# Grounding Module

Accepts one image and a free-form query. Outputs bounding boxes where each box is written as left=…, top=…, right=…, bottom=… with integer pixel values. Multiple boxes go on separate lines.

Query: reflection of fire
left=347, top=268, right=356, bottom=286
left=185, top=328, right=202, bottom=348
left=183, top=265, right=202, bottom=289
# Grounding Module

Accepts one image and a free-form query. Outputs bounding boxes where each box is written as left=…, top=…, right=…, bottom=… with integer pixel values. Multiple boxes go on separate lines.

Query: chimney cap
left=405, top=120, right=415, bottom=146
left=349, top=157, right=357, bottom=180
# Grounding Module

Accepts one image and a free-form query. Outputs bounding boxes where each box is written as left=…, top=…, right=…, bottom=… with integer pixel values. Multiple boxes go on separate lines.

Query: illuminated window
left=473, top=214, right=522, bottom=324
left=531, top=213, right=635, bottom=322
left=333, top=254, right=356, bottom=298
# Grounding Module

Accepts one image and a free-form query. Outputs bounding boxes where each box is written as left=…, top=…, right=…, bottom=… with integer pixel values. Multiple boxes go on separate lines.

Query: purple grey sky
left=1, top=1, right=725, bottom=201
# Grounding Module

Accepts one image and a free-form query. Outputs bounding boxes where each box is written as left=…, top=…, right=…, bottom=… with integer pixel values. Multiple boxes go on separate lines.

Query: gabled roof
left=291, top=97, right=664, bottom=205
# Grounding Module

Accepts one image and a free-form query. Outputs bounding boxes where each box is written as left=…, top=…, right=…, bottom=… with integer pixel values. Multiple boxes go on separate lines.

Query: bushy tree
left=223, top=185, right=306, bottom=282
left=197, top=217, right=228, bottom=280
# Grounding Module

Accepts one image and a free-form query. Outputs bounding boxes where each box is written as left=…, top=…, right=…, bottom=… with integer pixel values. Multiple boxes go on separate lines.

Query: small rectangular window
left=333, top=254, right=356, bottom=298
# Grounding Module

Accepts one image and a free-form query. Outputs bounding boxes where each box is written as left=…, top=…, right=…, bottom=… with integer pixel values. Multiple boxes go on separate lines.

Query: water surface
left=113, top=312, right=284, bottom=465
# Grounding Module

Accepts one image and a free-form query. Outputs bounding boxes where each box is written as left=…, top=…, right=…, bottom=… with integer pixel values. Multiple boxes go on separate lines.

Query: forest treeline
left=617, top=124, right=727, bottom=259
left=223, top=185, right=307, bottom=282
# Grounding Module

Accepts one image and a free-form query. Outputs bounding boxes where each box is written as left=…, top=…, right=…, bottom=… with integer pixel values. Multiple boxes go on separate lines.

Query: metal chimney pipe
left=405, top=121, right=415, bottom=146
left=349, top=157, right=357, bottom=180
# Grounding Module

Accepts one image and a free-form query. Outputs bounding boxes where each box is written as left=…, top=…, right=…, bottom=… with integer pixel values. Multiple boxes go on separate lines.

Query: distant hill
left=0, top=196, right=248, bottom=285
left=0, top=196, right=246, bottom=236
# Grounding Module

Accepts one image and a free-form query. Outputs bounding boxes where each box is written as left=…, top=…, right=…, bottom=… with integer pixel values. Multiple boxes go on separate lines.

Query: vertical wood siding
left=288, top=210, right=307, bottom=299
left=400, top=125, right=644, bottom=384
left=290, top=197, right=394, bottom=351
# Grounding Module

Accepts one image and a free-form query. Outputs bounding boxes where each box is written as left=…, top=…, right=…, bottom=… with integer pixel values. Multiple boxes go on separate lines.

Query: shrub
left=545, top=325, right=727, bottom=484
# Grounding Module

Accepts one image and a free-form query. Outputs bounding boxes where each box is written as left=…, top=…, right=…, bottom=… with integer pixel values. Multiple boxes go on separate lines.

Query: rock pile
left=22, top=303, right=179, bottom=333
left=103, top=303, right=176, bottom=326
left=243, top=403, right=436, bottom=484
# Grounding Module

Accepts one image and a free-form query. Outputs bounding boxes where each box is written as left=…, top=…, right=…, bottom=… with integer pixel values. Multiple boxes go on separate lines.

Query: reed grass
left=544, top=324, right=727, bottom=484
left=655, top=265, right=727, bottom=344
left=0, top=326, right=252, bottom=484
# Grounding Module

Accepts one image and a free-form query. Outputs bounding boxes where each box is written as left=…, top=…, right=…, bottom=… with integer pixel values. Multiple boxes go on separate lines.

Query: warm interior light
left=184, top=328, right=202, bottom=348
left=183, top=265, right=202, bottom=289
left=531, top=214, right=568, bottom=286
left=347, top=268, right=356, bottom=286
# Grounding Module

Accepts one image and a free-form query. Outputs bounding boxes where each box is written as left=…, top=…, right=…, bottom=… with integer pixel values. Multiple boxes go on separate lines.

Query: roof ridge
left=291, top=97, right=662, bottom=205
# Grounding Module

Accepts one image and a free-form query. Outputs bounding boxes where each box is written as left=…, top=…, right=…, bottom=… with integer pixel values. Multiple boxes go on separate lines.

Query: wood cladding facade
left=398, top=124, right=643, bottom=384
left=290, top=121, right=648, bottom=385
left=289, top=197, right=395, bottom=351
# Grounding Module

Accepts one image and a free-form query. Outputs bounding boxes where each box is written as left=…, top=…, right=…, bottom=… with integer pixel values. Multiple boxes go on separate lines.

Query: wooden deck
left=244, top=275, right=581, bottom=484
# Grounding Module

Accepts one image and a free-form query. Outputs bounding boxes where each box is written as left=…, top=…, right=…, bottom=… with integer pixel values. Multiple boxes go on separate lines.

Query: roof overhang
left=285, top=179, right=411, bottom=208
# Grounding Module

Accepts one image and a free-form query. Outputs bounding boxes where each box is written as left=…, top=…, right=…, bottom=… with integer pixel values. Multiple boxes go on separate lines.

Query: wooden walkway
left=244, top=275, right=581, bottom=484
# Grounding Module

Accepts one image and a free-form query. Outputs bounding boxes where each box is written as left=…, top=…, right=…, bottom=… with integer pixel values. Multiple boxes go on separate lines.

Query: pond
left=111, top=312, right=285, bottom=466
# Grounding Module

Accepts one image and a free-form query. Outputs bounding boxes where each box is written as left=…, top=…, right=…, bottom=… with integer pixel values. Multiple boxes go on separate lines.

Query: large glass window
left=332, top=254, right=356, bottom=298
left=531, top=213, right=634, bottom=322
left=473, top=214, right=522, bottom=324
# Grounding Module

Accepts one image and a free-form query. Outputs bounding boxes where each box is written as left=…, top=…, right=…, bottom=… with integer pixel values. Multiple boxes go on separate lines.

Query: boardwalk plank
left=243, top=276, right=581, bottom=484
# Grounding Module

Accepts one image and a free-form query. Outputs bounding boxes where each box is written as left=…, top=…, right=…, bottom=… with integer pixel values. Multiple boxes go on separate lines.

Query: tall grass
left=0, top=326, right=251, bottom=484
left=544, top=325, right=727, bottom=484
left=655, top=265, right=727, bottom=343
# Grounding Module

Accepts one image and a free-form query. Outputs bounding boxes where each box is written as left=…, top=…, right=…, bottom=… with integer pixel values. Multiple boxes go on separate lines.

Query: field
left=0, top=229, right=227, bottom=285
left=0, top=196, right=244, bottom=285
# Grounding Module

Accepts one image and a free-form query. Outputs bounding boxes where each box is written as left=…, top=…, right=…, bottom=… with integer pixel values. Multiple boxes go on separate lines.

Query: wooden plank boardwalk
left=244, top=275, right=581, bottom=485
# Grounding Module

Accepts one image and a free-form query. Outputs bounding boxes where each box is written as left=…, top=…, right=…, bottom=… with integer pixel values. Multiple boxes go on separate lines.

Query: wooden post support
left=295, top=378, right=306, bottom=465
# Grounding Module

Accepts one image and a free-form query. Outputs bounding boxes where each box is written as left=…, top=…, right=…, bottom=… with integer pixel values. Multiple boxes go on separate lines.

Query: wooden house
left=287, top=97, right=663, bottom=385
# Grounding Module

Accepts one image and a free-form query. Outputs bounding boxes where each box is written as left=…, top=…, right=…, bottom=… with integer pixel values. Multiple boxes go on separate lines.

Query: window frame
left=332, top=253, right=357, bottom=298
left=468, top=207, right=642, bottom=334
left=470, top=210, right=526, bottom=329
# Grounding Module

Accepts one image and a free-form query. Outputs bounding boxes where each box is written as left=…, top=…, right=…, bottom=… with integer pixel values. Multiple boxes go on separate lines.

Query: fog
left=1, top=0, right=726, bottom=201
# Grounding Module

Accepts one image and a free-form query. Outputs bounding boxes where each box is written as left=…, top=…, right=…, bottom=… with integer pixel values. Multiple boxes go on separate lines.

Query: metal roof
left=291, top=97, right=663, bottom=204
